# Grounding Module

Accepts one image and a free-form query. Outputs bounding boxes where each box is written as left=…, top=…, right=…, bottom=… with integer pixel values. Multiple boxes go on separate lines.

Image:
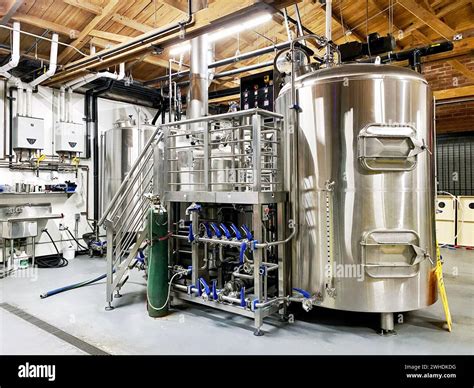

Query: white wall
left=0, top=80, right=156, bottom=258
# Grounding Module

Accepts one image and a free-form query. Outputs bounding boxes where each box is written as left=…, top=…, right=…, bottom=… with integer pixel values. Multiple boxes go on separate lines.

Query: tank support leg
left=254, top=310, right=264, bottom=336
left=380, top=312, right=396, bottom=335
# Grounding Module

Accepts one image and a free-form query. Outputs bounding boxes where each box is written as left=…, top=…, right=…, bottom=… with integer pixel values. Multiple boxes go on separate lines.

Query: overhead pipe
left=65, top=62, right=125, bottom=91
left=29, top=33, right=59, bottom=87
left=60, top=0, right=194, bottom=73
left=144, top=41, right=292, bottom=86
left=0, top=22, right=20, bottom=78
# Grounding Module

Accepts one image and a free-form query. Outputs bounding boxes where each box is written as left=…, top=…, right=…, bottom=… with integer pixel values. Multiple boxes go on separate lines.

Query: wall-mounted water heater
left=12, top=116, right=45, bottom=151
left=55, top=121, right=85, bottom=155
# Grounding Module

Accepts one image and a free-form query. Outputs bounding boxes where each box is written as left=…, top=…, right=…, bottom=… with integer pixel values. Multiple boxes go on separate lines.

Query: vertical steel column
left=191, top=210, right=200, bottom=287
left=105, top=226, right=114, bottom=310
left=252, top=114, right=262, bottom=192
left=252, top=204, right=263, bottom=335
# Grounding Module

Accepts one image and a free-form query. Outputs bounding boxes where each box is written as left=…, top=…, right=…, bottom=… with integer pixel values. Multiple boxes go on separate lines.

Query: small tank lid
left=298, top=63, right=427, bottom=84
left=114, top=118, right=136, bottom=128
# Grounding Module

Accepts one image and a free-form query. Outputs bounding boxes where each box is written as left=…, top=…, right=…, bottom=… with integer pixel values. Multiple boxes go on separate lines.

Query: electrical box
left=240, top=70, right=274, bottom=112
left=55, top=122, right=85, bottom=154
left=12, top=116, right=45, bottom=150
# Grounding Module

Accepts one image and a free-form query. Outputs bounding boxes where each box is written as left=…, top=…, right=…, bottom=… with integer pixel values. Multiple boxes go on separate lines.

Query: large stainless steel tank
left=101, top=118, right=154, bottom=214
left=276, top=63, right=437, bottom=314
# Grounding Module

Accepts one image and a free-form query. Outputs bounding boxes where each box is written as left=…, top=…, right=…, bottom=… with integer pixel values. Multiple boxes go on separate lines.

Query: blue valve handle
left=188, top=222, right=194, bottom=242
left=210, top=223, right=222, bottom=238
left=293, top=288, right=311, bottom=299
left=241, top=224, right=253, bottom=240
left=239, top=242, right=247, bottom=264
left=212, top=279, right=218, bottom=300
left=240, top=287, right=246, bottom=307
left=219, top=223, right=232, bottom=239
left=199, top=277, right=211, bottom=296
left=204, top=223, right=213, bottom=238
left=230, top=223, right=242, bottom=240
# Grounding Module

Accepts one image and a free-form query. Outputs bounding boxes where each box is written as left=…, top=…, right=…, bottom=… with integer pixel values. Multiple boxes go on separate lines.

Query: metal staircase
left=98, top=128, right=163, bottom=310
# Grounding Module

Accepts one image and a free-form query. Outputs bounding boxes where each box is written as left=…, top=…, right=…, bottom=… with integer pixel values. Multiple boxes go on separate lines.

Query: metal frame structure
left=99, top=109, right=293, bottom=334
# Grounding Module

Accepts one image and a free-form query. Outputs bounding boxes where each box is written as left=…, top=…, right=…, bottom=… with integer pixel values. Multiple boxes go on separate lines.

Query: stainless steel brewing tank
left=101, top=119, right=154, bottom=214
left=276, top=64, right=437, bottom=313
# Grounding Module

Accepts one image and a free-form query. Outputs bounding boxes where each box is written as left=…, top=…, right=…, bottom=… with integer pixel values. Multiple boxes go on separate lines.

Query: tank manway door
left=361, top=229, right=430, bottom=279
left=357, top=125, right=427, bottom=171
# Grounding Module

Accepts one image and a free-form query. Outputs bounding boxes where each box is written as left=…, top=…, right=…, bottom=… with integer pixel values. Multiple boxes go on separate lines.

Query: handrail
left=98, top=129, right=163, bottom=226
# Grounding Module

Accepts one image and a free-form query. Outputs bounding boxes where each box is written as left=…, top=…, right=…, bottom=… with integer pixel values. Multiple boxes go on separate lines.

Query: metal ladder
left=98, top=128, right=163, bottom=310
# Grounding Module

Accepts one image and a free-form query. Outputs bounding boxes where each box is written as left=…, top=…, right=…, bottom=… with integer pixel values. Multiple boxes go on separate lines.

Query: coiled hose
left=35, top=229, right=69, bottom=269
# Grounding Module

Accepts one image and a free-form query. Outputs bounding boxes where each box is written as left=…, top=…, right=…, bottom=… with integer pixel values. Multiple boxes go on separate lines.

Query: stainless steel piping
left=144, top=41, right=292, bottom=86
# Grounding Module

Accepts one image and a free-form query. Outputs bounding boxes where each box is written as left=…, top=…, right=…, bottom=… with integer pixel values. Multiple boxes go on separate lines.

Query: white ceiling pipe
left=67, top=87, right=73, bottom=122
left=8, top=76, right=24, bottom=116
left=25, top=86, right=33, bottom=117
left=59, top=86, right=66, bottom=122
left=29, top=33, right=59, bottom=87
left=0, top=22, right=21, bottom=79
left=65, top=62, right=125, bottom=91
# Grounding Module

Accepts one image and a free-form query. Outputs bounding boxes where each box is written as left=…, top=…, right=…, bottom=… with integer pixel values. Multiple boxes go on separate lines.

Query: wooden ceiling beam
left=12, top=13, right=79, bottom=37
left=0, top=0, right=23, bottom=25
left=111, top=13, right=153, bottom=33
left=434, top=85, right=474, bottom=100
left=401, top=0, right=470, bottom=37
left=398, top=0, right=457, bottom=39
left=58, top=0, right=122, bottom=64
left=448, top=58, right=474, bottom=82
left=62, top=0, right=103, bottom=15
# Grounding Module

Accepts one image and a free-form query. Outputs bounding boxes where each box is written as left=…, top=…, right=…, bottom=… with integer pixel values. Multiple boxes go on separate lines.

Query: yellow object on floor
left=435, top=242, right=452, bottom=332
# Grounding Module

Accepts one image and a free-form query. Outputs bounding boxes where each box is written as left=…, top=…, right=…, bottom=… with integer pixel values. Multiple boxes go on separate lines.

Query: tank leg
left=254, top=310, right=264, bottom=336
left=379, top=312, right=396, bottom=335
left=105, top=302, right=114, bottom=311
left=114, top=289, right=122, bottom=298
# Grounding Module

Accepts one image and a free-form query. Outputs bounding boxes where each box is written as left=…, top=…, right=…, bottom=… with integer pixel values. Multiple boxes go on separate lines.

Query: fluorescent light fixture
left=168, top=13, right=272, bottom=56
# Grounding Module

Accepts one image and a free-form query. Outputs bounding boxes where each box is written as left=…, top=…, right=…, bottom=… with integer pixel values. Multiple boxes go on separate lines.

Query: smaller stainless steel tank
left=101, top=118, right=154, bottom=215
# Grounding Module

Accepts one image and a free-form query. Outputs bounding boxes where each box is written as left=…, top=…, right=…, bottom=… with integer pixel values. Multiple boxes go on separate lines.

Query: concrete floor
left=0, top=248, right=472, bottom=355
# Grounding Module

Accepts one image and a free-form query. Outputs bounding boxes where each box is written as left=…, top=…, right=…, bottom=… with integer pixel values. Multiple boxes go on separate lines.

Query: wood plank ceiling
left=0, top=0, right=472, bottom=97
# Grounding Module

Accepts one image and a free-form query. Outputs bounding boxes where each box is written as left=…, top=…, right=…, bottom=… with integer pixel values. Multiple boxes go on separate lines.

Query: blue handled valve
left=212, top=279, right=218, bottom=300
left=188, top=222, right=194, bottom=242
left=240, top=287, right=246, bottom=307
left=293, top=288, right=313, bottom=312
left=210, top=223, right=222, bottom=238
left=241, top=224, right=253, bottom=240
left=199, top=277, right=211, bottom=297
left=230, top=223, right=242, bottom=240
left=204, top=223, right=213, bottom=238
left=219, top=223, right=232, bottom=239
left=239, top=242, right=247, bottom=264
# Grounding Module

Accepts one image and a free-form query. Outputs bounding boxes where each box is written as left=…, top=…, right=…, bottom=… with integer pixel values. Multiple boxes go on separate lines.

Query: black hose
left=35, top=229, right=68, bottom=268
left=65, top=228, right=88, bottom=252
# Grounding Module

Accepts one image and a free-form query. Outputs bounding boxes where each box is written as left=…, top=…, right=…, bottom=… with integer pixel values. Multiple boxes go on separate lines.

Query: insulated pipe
left=65, top=62, right=125, bottom=91
left=325, top=0, right=332, bottom=60
left=188, top=34, right=210, bottom=120
left=59, top=87, right=66, bottom=122
left=67, top=87, right=73, bottom=122
left=26, top=86, right=32, bottom=117
left=0, top=22, right=20, bottom=78
left=29, top=33, right=59, bottom=87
